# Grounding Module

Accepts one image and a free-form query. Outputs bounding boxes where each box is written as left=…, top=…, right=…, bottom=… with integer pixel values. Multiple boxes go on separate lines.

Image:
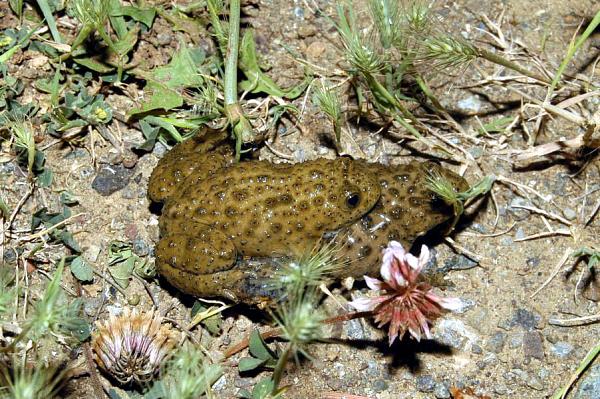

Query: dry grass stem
left=513, top=229, right=572, bottom=242
left=509, top=205, right=572, bottom=226
left=530, top=248, right=572, bottom=298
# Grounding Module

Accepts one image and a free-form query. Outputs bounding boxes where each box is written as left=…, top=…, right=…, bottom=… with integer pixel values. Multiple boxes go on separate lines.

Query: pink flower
left=349, top=241, right=462, bottom=345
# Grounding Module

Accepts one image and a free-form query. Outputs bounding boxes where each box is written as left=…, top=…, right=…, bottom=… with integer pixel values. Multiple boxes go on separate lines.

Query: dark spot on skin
left=271, top=223, right=282, bottom=233
left=313, top=196, right=325, bottom=206
left=359, top=245, right=372, bottom=257
left=390, top=207, right=403, bottom=220
left=225, top=207, right=237, bottom=217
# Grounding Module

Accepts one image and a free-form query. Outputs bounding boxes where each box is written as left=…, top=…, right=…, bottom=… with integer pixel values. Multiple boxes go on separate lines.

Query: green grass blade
left=550, top=10, right=600, bottom=92
left=36, top=0, right=63, bottom=44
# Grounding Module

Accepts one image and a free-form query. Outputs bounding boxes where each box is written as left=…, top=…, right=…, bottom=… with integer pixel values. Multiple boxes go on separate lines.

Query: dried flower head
left=349, top=241, right=461, bottom=344
left=92, top=308, right=178, bottom=385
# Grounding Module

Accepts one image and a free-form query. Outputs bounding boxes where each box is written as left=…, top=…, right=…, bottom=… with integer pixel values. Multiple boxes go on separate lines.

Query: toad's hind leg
left=155, top=227, right=243, bottom=299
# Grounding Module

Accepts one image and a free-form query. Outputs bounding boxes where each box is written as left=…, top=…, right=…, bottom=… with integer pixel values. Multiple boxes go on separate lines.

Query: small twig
left=16, top=212, right=85, bottom=243
left=92, top=269, right=128, bottom=299
left=530, top=248, right=572, bottom=298
left=549, top=314, right=600, bottom=327
left=496, top=175, right=552, bottom=202
left=132, top=274, right=158, bottom=309
left=463, top=221, right=516, bottom=237
left=585, top=199, right=600, bottom=226
left=444, top=237, right=483, bottom=265
left=224, top=310, right=371, bottom=358
left=6, top=184, right=35, bottom=232
left=513, top=229, right=572, bottom=242
left=510, top=205, right=572, bottom=226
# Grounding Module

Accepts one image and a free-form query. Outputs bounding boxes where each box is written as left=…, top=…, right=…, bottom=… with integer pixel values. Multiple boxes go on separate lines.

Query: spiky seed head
left=421, top=35, right=477, bottom=70
left=92, top=308, right=178, bottom=385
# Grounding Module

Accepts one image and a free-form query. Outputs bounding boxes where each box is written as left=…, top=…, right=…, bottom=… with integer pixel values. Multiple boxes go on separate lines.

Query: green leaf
left=36, top=168, right=53, bottom=187
left=109, top=257, right=135, bottom=288
left=190, top=301, right=222, bottom=334
left=238, top=357, right=267, bottom=373
left=129, top=81, right=184, bottom=115
left=112, top=25, right=139, bottom=56
left=0, top=196, right=9, bottom=219
left=239, top=31, right=311, bottom=99
left=59, top=191, right=79, bottom=206
left=252, top=378, right=276, bottom=399
left=73, top=57, right=115, bottom=74
left=58, top=230, right=81, bottom=253
left=477, top=116, right=513, bottom=135
left=249, top=329, right=276, bottom=361
left=113, top=5, right=156, bottom=28
left=69, top=256, right=94, bottom=282
left=128, top=45, right=205, bottom=115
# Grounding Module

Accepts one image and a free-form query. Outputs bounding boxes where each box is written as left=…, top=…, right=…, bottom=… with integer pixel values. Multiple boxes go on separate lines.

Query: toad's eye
left=346, top=193, right=361, bottom=209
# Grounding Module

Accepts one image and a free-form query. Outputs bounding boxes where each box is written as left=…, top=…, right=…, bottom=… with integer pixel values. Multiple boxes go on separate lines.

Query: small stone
left=563, top=207, right=577, bottom=220
left=514, top=227, right=526, bottom=240
left=509, top=332, right=524, bottom=349
left=509, top=308, right=542, bottom=331
left=293, top=6, right=304, bottom=19
left=416, top=375, right=436, bottom=392
left=471, top=344, right=483, bottom=354
left=91, top=164, right=134, bottom=196
left=434, top=382, right=451, bottom=398
left=523, top=331, right=544, bottom=361
left=372, top=379, right=388, bottom=392
left=306, top=41, right=326, bottom=59
left=468, top=146, right=483, bottom=159
left=574, top=364, right=600, bottom=399
left=485, top=332, right=506, bottom=354
left=508, top=197, right=531, bottom=221
left=152, top=142, right=168, bottom=158
left=434, top=318, right=479, bottom=350
left=133, top=238, right=150, bottom=256
left=456, top=95, right=483, bottom=114
left=440, top=255, right=478, bottom=272
left=156, top=33, right=172, bottom=46
left=551, top=341, right=574, bottom=358
left=297, top=25, right=317, bottom=38
left=526, top=257, right=540, bottom=268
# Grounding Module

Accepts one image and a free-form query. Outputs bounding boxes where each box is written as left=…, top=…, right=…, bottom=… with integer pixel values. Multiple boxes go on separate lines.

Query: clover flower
left=92, top=308, right=178, bottom=385
left=349, top=241, right=461, bottom=344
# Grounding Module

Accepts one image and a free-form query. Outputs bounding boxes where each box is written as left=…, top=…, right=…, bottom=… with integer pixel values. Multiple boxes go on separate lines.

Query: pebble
left=563, top=207, right=577, bottom=220
left=152, top=142, right=168, bottom=158
left=456, top=95, right=483, bottom=114
left=434, top=318, right=479, bottom=351
left=508, top=197, right=531, bottom=221
left=514, top=227, right=526, bottom=240
left=440, top=254, right=478, bottom=272
left=434, top=382, right=451, bottom=398
left=551, top=341, right=574, bottom=358
left=372, top=379, right=388, bottom=392
left=133, top=237, right=150, bottom=256
left=91, top=164, right=134, bottom=196
left=416, top=375, right=436, bottom=392
left=574, top=364, right=600, bottom=399
left=485, top=331, right=506, bottom=354
left=306, top=41, right=326, bottom=59
left=522, top=331, right=544, bottom=361
left=507, top=308, right=542, bottom=331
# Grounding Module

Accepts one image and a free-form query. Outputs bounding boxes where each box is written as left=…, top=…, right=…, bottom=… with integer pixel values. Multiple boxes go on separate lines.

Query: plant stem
left=476, top=48, right=550, bottom=84
left=271, top=346, right=291, bottom=394
left=223, top=0, right=254, bottom=160
left=224, top=311, right=372, bottom=358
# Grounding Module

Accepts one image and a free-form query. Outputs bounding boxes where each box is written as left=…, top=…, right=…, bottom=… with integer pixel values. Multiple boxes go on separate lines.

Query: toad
left=149, top=129, right=468, bottom=304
